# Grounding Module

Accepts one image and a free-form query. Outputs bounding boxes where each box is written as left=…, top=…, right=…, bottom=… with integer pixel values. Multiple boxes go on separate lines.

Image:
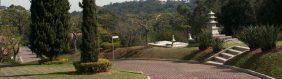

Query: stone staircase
left=213, top=34, right=238, bottom=42
left=205, top=46, right=250, bottom=65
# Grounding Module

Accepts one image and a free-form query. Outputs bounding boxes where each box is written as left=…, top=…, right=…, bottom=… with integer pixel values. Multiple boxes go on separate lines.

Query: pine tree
left=80, top=0, right=99, bottom=62
left=29, top=0, right=70, bottom=61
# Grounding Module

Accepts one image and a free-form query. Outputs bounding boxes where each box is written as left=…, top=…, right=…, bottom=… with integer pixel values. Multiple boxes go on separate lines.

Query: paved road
left=115, top=60, right=260, bottom=79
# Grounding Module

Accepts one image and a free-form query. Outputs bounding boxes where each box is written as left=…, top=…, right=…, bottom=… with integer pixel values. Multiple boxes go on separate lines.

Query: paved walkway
left=115, top=60, right=260, bottom=79
left=18, top=47, right=39, bottom=63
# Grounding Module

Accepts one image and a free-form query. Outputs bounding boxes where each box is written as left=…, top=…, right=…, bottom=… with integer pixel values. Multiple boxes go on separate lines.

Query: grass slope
left=108, top=46, right=214, bottom=62
left=226, top=51, right=282, bottom=79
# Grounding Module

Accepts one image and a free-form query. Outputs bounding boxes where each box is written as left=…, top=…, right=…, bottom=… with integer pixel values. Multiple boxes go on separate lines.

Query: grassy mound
left=226, top=51, right=282, bottom=79
left=101, top=46, right=217, bottom=62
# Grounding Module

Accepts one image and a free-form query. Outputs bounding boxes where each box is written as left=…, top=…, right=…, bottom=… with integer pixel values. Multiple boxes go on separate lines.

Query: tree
left=53, top=0, right=71, bottom=55
left=80, top=0, right=99, bottom=62
left=257, top=0, right=282, bottom=26
left=1, top=5, right=30, bottom=35
left=29, top=0, right=71, bottom=61
left=177, top=4, right=192, bottom=42
left=191, top=0, right=209, bottom=36
left=220, top=0, right=256, bottom=35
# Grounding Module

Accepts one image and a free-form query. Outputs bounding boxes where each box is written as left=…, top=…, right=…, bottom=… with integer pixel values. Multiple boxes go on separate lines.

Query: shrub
left=258, top=26, right=280, bottom=51
left=237, top=26, right=260, bottom=51
left=238, top=25, right=280, bottom=51
left=211, top=38, right=224, bottom=52
left=101, top=42, right=121, bottom=49
left=73, top=59, right=112, bottom=73
left=197, top=30, right=213, bottom=50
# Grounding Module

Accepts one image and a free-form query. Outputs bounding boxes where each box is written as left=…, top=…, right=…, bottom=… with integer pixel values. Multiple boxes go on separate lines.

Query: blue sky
left=1, top=0, right=134, bottom=12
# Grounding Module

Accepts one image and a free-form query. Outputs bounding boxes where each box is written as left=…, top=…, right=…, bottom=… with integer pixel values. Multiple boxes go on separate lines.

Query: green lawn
left=0, top=64, right=146, bottom=79
left=226, top=50, right=282, bottom=79
left=107, top=41, right=244, bottom=61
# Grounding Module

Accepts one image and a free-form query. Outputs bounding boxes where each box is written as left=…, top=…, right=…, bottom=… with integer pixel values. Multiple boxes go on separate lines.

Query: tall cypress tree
left=30, top=0, right=70, bottom=61
left=80, top=0, right=99, bottom=62
left=53, top=0, right=71, bottom=56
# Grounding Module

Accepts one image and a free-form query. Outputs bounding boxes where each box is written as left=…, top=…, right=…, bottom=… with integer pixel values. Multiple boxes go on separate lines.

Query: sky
left=1, top=0, right=134, bottom=12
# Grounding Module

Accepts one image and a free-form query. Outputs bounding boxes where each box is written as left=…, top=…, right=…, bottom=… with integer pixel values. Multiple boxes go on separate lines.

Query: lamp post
left=112, top=36, right=119, bottom=62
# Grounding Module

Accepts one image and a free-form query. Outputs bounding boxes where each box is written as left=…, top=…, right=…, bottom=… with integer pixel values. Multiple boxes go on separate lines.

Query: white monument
left=148, top=35, right=188, bottom=48
left=208, top=11, right=220, bottom=36
left=208, top=11, right=238, bottom=42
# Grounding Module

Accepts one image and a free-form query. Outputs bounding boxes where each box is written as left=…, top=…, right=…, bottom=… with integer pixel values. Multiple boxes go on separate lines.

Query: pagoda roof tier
left=208, top=11, right=215, bottom=15
left=209, top=20, right=218, bottom=23
left=210, top=16, right=217, bottom=19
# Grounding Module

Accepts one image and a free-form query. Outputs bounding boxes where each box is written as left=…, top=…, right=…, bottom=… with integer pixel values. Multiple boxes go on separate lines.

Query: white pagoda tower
left=207, top=11, right=237, bottom=42
left=208, top=11, right=220, bottom=36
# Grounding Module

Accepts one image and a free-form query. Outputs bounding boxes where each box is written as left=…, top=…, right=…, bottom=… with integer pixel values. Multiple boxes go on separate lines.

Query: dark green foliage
left=53, top=0, right=71, bottom=55
left=237, top=27, right=260, bottom=51
left=196, top=29, right=213, bottom=50
left=191, top=1, right=209, bottom=36
left=29, top=0, right=71, bottom=61
left=152, top=13, right=187, bottom=42
left=101, top=42, right=121, bottom=49
left=104, top=0, right=185, bottom=16
left=220, top=0, right=256, bottom=35
left=257, top=0, right=282, bottom=26
left=80, top=0, right=99, bottom=62
left=237, top=26, right=280, bottom=51
left=74, top=59, right=112, bottom=73
left=257, top=26, right=280, bottom=51
left=211, top=38, right=224, bottom=52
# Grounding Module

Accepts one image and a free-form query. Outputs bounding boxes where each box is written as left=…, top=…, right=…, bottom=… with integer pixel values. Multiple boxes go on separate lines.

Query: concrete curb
left=205, top=63, right=275, bottom=79
left=117, top=58, right=275, bottom=79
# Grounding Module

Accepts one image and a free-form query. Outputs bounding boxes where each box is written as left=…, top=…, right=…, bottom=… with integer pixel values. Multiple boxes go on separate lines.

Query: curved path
left=115, top=60, right=260, bottom=79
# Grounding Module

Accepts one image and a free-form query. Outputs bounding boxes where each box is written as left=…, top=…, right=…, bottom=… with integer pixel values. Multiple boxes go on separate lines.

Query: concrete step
left=220, top=52, right=234, bottom=59
left=226, top=49, right=243, bottom=55
left=224, top=38, right=238, bottom=42
left=218, top=36, right=232, bottom=39
left=233, top=46, right=250, bottom=52
left=214, top=56, right=228, bottom=63
left=213, top=34, right=226, bottom=37
left=206, top=61, right=223, bottom=65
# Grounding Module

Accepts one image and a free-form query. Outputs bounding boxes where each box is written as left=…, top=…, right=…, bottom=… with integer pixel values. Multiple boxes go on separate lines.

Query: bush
left=238, top=26, right=280, bottom=51
left=101, top=42, right=121, bottom=49
left=197, top=30, right=213, bottom=50
left=258, top=26, right=280, bottom=51
left=211, top=38, right=224, bottom=52
left=237, top=26, right=260, bottom=50
left=73, top=59, right=112, bottom=73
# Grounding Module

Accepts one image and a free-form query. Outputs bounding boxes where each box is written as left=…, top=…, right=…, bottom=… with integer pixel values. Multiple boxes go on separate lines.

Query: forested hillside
left=71, top=0, right=194, bottom=47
